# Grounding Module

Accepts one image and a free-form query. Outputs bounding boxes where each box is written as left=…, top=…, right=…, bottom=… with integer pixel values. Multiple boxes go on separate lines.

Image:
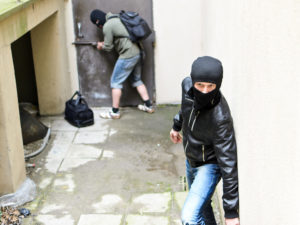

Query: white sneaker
left=137, top=104, right=155, bottom=113
left=99, top=109, right=120, bottom=119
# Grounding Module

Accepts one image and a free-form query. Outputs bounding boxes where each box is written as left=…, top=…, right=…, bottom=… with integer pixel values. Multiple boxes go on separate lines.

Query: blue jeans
left=181, top=160, right=221, bottom=225
left=110, top=54, right=143, bottom=89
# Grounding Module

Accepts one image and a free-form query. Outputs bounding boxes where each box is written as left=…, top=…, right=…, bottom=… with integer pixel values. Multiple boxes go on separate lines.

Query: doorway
left=72, top=0, right=155, bottom=106
left=11, top=31, right=38, bottom=107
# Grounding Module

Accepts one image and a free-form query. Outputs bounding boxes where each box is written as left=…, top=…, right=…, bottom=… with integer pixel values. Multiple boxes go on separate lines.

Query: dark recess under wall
left=11, top=32, right=38, bottom=106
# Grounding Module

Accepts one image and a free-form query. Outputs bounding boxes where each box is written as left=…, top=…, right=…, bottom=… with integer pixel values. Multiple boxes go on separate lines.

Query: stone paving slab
left=126, top=215, right=169, bottom=225
left=77, top=214, right=122, bottom=225
left=73, top=131, right=108, bottom=144
left=58, top=158, right=98, bottom=172
left=51, top=119, right=78, bottom=131
left=173, top=219, right=182, bottom=225
left=174, top=191, right=188, bottom=209
left=76, top=120, right=110, bottom=131
left=65, top=144, right=102, bottom=159
left=44, top=158, right=64, bottom=174
left=131, top=192, right=171, bottom=213
left=92, top=194, right=123, bottom=213
left=38, top=177, right=53, bottom=189
left=46, top=132, right=76, bottom=159
left=53, top=174, right=75, bottom=192
left=35, top=215, right=75, bottom=225
left=39, top=203, right=66, bottom=214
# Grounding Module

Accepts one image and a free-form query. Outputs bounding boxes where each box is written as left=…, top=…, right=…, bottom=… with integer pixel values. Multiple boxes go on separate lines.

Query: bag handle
left=78, top=97, right=89, bottom=106
left=70, top=91, right=81, bottom=100
left=70, top=91, right=88, bottom=106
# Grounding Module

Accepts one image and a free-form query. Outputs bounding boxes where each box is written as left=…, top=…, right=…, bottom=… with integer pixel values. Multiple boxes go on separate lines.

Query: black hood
left=190, top=56, right=223, bottom=90
left=190, top=56, right=223, bottom=110
left=90, top=9, right=107, bottom=26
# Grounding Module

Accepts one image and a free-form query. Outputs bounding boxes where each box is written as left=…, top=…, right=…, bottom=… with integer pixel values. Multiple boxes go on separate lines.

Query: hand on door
left=97, top=42, right=104, bottom=50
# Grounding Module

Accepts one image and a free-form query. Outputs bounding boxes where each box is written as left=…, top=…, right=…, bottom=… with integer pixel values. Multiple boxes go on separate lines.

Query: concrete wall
left=153, top=0, right=203, bottom=104
left=30, top=0, right=78, bottom=115
left=154, top=0, right=300, bottom=224
left=0, top=45, right=26, bottom=195
left=64, top=0, right=79, bottom=96
left=201, top=1, right=300, bottom=224
left=0, top=0, right=78, bottom=195
left=31, top=10, right=71, bottom=114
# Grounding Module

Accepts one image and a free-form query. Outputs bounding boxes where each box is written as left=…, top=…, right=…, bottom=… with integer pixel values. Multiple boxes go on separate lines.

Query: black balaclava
left=90, top=10, right=107, bottom=27
left=190, top=56, right=223, bottom=110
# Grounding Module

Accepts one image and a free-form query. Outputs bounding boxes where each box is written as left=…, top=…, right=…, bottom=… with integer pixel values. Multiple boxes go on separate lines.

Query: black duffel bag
left=64, top=91, right=94, bottom=127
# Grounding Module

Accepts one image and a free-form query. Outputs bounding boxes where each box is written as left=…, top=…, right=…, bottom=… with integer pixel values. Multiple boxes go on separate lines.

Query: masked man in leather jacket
left=170, top=56, right=239, bottom=225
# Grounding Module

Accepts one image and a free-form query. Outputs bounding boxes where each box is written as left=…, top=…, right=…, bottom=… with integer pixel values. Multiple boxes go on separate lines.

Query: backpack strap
left=137, top=42, right=145, bottom=65
left=107, top=13, right=144, bottom=63
left=107, top=15, right=119, bottom=20
left=114, top=35, right=130, bottom=39
left=107, top=15, right=130, bottom=39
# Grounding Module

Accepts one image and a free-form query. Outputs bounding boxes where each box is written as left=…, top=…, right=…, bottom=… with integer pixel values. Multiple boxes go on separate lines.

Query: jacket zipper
left=184, top=140, right=189, bottom=154
left=191, top=110, right=204, bottom=161
left=202, top=145, right=205, bottom=162
left=188, top=107, right=194, bottom=127
left=191, top=111, right=200, bottom=131
left=185, top=99, right=194, bottom=155
left=185, top=97, right=200, bottom=157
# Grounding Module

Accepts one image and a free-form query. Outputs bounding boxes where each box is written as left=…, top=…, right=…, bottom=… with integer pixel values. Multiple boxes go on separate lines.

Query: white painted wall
left=64, top=0, right=79, bottom=93
left=154, top=0, right=300, bottom=224
left=201, top=1, right=300, bottom=224
left=153, top=0, right=203, bottom=104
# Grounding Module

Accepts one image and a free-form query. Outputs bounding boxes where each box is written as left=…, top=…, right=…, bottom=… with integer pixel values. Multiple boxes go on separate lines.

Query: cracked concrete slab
left=126, top=215, right=169, bottom=225
left=51, top=120, right=78, bottom=131
left=131, top=193, right=171, bottom=213
left=46, top=132, right=76, bottom=159
left=92, top=194, right=123, bottom=213
left=53, top=174, right=75, bottom=192
left=40, top=203, right=65, bottom=214
left=44, top=158, right=64, bottom=174
left=36, top=215, right=75, bottom=225
left=65, top=144, right=102, bottom=159
left=77, top=214, right=122, bottom=225
left=59, top=158, right=97, bottom=172
left=22, top=106, right=222, bottom=225
left=174, top=191, right=188, bottom=209
left=73, top=131, right=108, bottom=144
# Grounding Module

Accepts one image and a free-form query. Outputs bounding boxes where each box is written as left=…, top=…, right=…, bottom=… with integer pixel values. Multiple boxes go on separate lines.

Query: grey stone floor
left=22, top=106, right=221, bottom=225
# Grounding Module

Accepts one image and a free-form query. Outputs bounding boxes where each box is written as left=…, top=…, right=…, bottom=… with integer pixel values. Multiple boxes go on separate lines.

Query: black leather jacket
left=173, top=77, right=239, bottom=218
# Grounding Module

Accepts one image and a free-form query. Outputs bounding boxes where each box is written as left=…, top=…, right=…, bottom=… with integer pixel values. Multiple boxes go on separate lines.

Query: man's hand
left=225, top=218, right=240, bottom=225
left=170, top=129, right=182, bottom=144
left=97, top=41, right=104, bottom=50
